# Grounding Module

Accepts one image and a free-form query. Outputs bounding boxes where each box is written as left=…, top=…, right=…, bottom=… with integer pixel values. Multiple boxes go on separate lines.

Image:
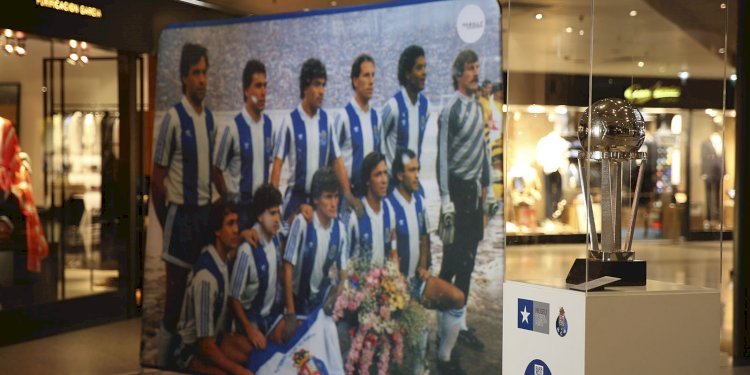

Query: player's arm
left=271, top=119, right=291, bottom=189
left=379, top=101, right=395, bottom=169
left=151, top=165, right=168, bottom=227
left=282, top=216, right=303, bottom=315
left=418, top=233, right=430, bottom=278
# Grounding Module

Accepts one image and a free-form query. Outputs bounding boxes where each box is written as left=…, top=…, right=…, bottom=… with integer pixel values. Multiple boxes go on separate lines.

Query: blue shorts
left=162, top=204, right=211, bottom=269
left=409, top=277, right=427, bottom=302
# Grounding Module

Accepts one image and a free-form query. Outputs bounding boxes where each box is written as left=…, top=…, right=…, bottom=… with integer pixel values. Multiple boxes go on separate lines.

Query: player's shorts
left=244, top=309, right=283, bottom=336
left=173, top=340, right=197, bottom=369
left=162, top=203, right=212, bottom=269
left=409, top=276, right=427, bottom=302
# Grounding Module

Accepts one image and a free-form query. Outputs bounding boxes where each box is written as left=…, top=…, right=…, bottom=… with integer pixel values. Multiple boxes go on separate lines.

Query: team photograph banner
left=141, top=0, right=504, bottom=373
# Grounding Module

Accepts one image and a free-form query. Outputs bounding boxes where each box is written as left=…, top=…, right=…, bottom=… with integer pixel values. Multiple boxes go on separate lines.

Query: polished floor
left=0, top=240, right=747, bottom=374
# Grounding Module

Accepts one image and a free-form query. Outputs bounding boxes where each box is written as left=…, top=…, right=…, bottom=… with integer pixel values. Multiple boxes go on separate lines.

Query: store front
left=504, top=73, right=736, bottom=244
left=0, top=0, right=233, bottom=346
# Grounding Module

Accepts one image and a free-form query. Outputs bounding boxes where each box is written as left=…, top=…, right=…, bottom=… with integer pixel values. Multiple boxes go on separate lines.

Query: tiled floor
left=1, top=239, right=748, bottom=374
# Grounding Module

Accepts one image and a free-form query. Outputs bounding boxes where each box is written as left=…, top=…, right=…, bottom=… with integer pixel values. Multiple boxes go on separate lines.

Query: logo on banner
left=556, top=307, right=568, bottom=337
left=524, top=359, right=552, bottom=375
left=518, top=298, right=549, bottom=334
left=293, top=348, right=330, bottom=375
left=456, top=4, right=485, bottom=44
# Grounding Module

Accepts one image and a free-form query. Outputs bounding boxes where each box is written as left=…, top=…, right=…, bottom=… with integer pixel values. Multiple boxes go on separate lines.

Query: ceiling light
left=565, top=27, right=572, bottom=33
left=69, top=39, right=78, bottom=48
left=579, top=30, right=584, bottom=36
left=14, top=46, right=25, bottom=56
left=678, top=71, right=689, bottom=80
left=69, top=52, right=79, bottom=61
left=721, top=3, right=726, bottom=9
left=3, top=29, right=12, bottom=38
left=629, top=10, right=637, bottom=16
left=80, top=41, right=88, bottom=50
left=730, top=74, right=737, bottom=81
left=718, top=47, right=725, bottom=54
left=4, top=44, right=13, bottom=54
left=535, top=13, right=543, bottom=20
left=637, top=61, right=644, bottom=68
left=80, top=55, right=89, bottom=64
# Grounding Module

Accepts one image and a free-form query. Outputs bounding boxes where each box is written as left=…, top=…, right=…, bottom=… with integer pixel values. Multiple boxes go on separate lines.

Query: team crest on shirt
left=398, top=219, right=405, bottom=226
left=244, top=141, right=250, bottom=151
left=400, top=113, right=407, bottom=127
left=353, top=126, right=360, bottom=133
left=298, top=133, right=304, bottom=140
left=320, top=130, right=327, bottom=146
left=185, top=129, right=193, bottom=137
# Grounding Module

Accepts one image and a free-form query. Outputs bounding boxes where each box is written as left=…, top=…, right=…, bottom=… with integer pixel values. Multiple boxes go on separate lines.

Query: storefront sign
left=35, top=0, right=103, bottom=18
left=624, top=82, right=681, bottom=105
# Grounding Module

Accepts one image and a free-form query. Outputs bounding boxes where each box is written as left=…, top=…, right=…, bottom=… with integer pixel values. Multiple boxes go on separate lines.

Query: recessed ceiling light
left=637, top=61, right=645, bottom=68
left=730, top=73, right=737, bottom=81
left=3, top=29, right=12, bottom=38
left=678, top=71, right=689, bottom=80
left=535, top=13, right=543, bottom=20
left=629, top=10, right=637, bottom=16
left=579, top=30, right=584, bottom=36
left=718, top=47, right=726, bottom=54
left=565, top=27, right=572, bottom=33
left=720, top=3, right=726, bottom=9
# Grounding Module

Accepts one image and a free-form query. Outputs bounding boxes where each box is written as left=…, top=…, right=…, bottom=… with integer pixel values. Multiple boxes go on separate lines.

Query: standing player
left=281, top=168, right=348, bottom=337
left=152, top=43, right=215, bottom=364
left=388, top=149, right=466, bottom=374
left=380, top=45, right=429, bottom=174
left=270, top=58, right=362, bottom=225
left=348, top=152, right=396, bottom=267
left=173, top=201, right=252, bottom=375
left=335, top=54, right=379, bottom=198
left=436, top=49, right=496, bottom=359
left=229, top=184, right=290, bottom=350
left=214, top=60, right=274, bottom=238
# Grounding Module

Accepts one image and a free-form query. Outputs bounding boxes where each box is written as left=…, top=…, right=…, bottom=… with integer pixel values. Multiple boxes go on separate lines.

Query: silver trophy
left=579, top=98, right=647, bottom=258
left=567, top=98, right=648, bottom=286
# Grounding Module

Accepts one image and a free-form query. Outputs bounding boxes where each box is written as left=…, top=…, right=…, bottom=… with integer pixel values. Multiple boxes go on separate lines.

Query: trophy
left=566, top=98, right=648, bottom=286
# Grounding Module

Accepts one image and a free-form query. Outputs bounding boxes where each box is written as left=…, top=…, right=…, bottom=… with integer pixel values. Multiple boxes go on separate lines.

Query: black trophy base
left=566, top=258, right=647, bottom=286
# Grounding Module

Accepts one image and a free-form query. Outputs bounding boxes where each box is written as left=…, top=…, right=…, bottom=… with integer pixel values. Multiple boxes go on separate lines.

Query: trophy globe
left=567, top=98, right=648, bottom=287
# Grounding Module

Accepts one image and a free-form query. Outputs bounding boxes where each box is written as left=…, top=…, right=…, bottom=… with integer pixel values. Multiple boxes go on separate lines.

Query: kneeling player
left=282, top=168, right=348, bottom=334
left=230, top=184, right=294, bottom=348
left=348, top=151, right=396, bottom=266
left=387, top=149, right=467, bottom=374
left=174, top=201, right=253, bottom=375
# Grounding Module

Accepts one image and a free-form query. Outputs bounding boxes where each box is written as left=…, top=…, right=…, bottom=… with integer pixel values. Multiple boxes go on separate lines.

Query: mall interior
left=0, top=0, right=748, bottom=374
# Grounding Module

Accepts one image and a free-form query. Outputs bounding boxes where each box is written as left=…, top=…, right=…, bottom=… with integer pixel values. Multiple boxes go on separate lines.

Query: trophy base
left=566, top=258, right=647, bottom=286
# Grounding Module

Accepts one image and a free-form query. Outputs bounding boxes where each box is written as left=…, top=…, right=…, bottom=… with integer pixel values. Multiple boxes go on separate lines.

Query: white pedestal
left=502, top=280, right=720, bottom=375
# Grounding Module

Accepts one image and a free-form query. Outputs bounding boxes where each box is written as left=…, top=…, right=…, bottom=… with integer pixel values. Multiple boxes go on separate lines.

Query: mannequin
left=535, top=116, right=570, bottom=219
left=701, top=130, right=724, bottom=225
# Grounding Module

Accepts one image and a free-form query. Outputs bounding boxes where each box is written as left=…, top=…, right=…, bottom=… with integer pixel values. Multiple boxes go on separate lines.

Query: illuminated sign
left=35, top=0, right=103, bottom=18
left=624, top=82, right=681, bottom=105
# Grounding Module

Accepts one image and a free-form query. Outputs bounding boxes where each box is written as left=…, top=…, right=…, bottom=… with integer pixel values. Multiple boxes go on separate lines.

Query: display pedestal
left=502, top=280, right=719, bottom=375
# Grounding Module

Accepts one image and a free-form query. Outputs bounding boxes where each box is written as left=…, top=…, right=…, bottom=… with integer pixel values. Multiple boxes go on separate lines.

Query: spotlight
left=80, top=41, right=88, bottom=50
left=3, top=29, right=12, bottom=38
left=70, top=52, right=79, bottom=61
left=535, top=13, right=543, bottom=20
left=678, top=71, right=689, bottom=80
left=69, top=39, right=78, bottom=49
left=4, top=44, right=13, bottom=54
left=80, top=55, right=89, bottom=64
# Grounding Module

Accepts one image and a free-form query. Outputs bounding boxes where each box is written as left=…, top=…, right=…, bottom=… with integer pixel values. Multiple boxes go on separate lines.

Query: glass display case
left=502, top=0, right=732, bottom=372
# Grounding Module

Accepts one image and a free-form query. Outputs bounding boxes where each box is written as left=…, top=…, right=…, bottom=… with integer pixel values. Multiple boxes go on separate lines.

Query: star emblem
left=520, top=306, right=530, bottom=324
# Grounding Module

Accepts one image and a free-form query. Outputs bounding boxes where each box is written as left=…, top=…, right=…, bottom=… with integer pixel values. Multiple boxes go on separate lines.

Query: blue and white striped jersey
left=230, top=224, right=282, bottom=319
left=154, top=96, right=215, bottom=206
left=283, top=212, right=347, bottom=304
left=380, top=87, right=429, bottom=170
left=274, top=105, right=340, bottom=195
left=213, top=108, right=274, bottom=202
left=387, top=189, right=429, bottom=278
left=335, top=99, right=379, bottom=185
left=348, top=197, right=394, bottom=267
left=177, top=244, right=229, bottom=344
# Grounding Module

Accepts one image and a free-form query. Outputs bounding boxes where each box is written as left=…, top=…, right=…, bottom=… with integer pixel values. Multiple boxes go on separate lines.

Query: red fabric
left=1, top=117, right=48, bottom=272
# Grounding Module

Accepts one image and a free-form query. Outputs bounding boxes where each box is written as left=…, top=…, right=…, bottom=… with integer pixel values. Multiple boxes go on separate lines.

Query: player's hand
left=247, top=326, right=266, bottom=350
left=417, top=267, right=431, bottom=281
left=282, top=313, right=297, bottom=343
left=300, top=204, right=313, bottom=223
left=345, top=192, right=364, bottom=218
left=241, top=227, right=260, bottom=247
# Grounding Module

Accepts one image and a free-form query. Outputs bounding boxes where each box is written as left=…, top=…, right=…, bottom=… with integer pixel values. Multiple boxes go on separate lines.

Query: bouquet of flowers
left=332, top=259, right=428, bottom=375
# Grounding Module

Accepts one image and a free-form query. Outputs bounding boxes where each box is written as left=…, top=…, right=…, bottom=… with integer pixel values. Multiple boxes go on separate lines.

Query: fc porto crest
left=243, top=141, right=251, bottom=151
left=292, top=348, right=329, bottom=375
left=265, top=136, right=272, bottom=149
left=320, top=130, right=327, bottom=146
left=185, top=129, right=193, bottom=138
left=556, top=307, right=568, bottom=337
